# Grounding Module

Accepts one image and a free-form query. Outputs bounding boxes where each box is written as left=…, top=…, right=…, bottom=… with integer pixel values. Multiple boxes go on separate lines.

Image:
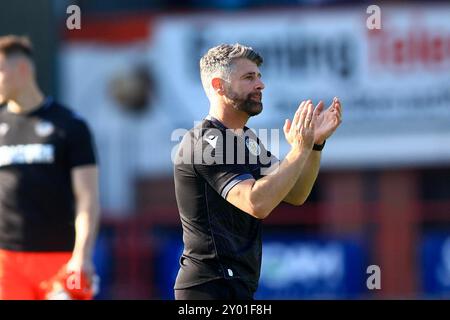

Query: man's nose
left=255, top=78, right=265, bottom=91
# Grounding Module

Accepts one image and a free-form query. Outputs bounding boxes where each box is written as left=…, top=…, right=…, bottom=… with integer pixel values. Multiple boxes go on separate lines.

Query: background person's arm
left=66, top=165, right=100, bottom=278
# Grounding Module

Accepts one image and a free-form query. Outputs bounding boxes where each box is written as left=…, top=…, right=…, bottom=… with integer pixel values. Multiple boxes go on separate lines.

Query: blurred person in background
left=0, top=35, right=100, bottom=300
left=173, top=43, right=342, bottom=299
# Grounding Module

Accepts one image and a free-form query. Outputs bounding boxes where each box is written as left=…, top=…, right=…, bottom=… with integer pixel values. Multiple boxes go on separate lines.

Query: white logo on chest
left=0, top=123, right=9, bottom=136
left=245, top=138, right=261, bottom=156
left=35, top=121, right=54, bottom=137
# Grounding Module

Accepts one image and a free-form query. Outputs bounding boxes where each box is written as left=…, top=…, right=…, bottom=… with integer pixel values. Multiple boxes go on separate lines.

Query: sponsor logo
left=205, top=135, right=218, bottom=148
left=0, top=144, right=55, bottom=167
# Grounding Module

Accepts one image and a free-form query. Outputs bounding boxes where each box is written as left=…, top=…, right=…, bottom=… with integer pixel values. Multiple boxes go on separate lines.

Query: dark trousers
left=174, top=278, right=255, bottom=300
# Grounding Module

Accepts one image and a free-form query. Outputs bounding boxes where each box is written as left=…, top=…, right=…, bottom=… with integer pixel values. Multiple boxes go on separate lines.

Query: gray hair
left=199, top=43, right=263, bottom=97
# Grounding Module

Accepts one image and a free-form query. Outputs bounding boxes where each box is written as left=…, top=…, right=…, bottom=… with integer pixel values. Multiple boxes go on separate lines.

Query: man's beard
left=227, top=90, right=263, bottom=117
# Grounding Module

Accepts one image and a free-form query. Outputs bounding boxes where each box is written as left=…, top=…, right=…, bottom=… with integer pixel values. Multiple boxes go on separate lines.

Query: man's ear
left=211, top=78, right=224, bottom=95
left=16, top=58, right=32, bottom=78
